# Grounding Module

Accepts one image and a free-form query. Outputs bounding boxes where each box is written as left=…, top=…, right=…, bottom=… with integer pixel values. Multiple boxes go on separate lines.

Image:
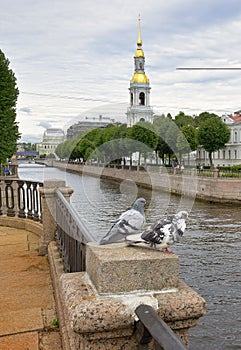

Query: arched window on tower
left=131, top=93, right=133, bottom=106
left=139, top=92, right=145, bottom=105
left=234, top=130, right=238, bottom=143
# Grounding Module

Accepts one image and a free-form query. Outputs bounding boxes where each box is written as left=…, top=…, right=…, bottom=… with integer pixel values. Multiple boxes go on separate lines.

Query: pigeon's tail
left=99, top=224, right=123, bottom=245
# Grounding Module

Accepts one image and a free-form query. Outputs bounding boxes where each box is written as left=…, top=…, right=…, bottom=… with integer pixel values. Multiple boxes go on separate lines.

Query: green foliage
left=181, top=124, right=197, bottom=151
left=197, top=115, right=230, bottom=166
left=127, top=121, right=158, bottom=164
left=174, top=111, right=195, bottom=128
left=55, top=109, right=232, bottom=167
left=52, top=318, right=59, bottom=326
left=75, top=138, right=95, bottom=161
left=55, top=139, right=76, bottom=160
left=0, top=49, right=20, bottom=162
left=154, top=115, right=173, bottom=163
left=194, top=111, right=219, bottom=127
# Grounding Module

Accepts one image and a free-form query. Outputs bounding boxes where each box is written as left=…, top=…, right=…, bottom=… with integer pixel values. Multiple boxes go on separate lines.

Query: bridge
left=0, top=177, right=206, bottom=349
left=15, top=151, right=39, bottom=157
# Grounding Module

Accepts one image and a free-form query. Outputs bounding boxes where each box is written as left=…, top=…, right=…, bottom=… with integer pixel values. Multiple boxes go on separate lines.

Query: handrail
left=135, top=304, right=188, bottom=350
left=55, top=189, right=96, bottom=272
left=55, top=189, right=95, bottom=242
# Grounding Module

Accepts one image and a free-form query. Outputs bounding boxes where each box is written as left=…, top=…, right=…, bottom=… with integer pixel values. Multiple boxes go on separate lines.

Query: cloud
left=38, top=121, right=52, bottom=129
left=19, top=107, right=31, bottom=114
left=19, top=134, right=42, bottom=144
left=2, top=0, right=241, bottom=141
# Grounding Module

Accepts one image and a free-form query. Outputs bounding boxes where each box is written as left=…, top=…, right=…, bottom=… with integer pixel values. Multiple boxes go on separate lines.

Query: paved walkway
left=0, top=226, right=62, bottom=350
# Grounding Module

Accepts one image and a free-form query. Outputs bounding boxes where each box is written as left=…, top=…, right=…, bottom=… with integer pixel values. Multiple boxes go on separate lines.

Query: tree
left=194, top=111, right=218, bottom=127
left=0, top=49, right=20, bottom=162
left=154, top=115, right=173, bottom=164
left=75, top=138, right=95, bottom=162
left=127, top=121, right=158, bottom=165
left=174, top=111, right=194, bottom=128
left=181, top=124, right=197, bottom=165
left=197, top=116, right=230, bottom=167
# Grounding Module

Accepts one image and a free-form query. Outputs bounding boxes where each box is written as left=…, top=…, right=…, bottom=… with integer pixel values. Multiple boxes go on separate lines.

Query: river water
left=19, top=164, right=241, bottom=350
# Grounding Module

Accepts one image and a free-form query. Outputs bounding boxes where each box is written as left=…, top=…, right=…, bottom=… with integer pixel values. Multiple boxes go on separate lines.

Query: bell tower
left=127, top=16, right=154, bottom=127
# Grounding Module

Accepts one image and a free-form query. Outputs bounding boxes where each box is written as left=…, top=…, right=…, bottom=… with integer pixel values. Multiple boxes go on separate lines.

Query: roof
left=228, top=111, right=241, bottom=123
left=229, top=115, right=241, bottom=123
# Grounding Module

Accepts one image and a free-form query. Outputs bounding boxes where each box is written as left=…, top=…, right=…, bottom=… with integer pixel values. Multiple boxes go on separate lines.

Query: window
left=131, top=93, right=133, bottom=106
left=234, top=130, right=238, bottom=143
left=139, top=92, right=145, bottom=105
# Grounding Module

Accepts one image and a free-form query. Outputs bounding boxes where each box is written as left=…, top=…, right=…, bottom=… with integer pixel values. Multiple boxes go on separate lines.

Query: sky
left=2, top=0, right=241, bottom=143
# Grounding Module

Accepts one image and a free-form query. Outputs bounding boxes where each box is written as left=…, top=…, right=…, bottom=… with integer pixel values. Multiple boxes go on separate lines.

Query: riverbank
left=36, top=160, right=241, bottom=204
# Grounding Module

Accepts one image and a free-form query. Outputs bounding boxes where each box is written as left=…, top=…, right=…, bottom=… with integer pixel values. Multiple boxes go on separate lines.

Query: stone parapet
left=48, top=241, right=206, bottom=350
left=86, top=242, right=179, bottom=293
left=0, top=216, right=43, bottom=238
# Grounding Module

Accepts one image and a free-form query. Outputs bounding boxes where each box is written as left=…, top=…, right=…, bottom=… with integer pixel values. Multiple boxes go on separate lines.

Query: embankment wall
left=46, top=161, right=241, bottom=204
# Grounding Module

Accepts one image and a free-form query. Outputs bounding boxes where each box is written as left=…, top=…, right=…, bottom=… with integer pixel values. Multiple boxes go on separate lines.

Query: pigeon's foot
left=161, top=248, right=175, bottom=254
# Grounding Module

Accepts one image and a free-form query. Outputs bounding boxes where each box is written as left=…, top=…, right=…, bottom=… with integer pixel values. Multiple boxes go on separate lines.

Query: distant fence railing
left=135, top=304, right=188, bottom=350
left=0, top=178, right=43, bottom=221
left=55, top=189, right=95, bottom=273
left=55, top=160, right=241, bottom=178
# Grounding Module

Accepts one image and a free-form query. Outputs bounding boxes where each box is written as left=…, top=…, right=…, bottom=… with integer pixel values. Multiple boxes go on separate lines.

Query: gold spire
left=135, top=15, right=144, bottom=58
left=137, top=14, right=142, bottom=46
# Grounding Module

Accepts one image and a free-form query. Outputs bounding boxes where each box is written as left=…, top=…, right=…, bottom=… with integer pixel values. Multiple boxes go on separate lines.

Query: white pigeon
left=99, top=198, right=146, bottom=245
left=129, top=210, right=188, bottom=253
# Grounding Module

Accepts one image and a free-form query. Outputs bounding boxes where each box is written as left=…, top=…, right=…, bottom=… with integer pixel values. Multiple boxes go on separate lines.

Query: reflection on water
left=19, top=165, right=241, bottom=350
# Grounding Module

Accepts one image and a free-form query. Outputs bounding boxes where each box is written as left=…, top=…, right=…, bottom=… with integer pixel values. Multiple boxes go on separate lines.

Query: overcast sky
left=2, top=0, right=241, bottom=143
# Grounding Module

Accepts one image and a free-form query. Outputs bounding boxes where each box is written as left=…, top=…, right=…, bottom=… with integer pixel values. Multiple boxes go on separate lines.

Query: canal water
left=19, top=164, right=241, bottom=350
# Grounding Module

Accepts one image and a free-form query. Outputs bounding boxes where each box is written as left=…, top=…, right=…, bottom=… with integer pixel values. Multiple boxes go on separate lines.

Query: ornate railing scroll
left=55, top=189, right=95, bottom=273
left=0, top=178, right=43, bottom=221
left=135, top=304, right=188, bottom=350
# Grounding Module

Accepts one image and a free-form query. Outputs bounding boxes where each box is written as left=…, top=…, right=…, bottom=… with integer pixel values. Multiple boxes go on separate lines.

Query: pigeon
left=99, top=198, right=146, bottom=245
left=128, top=210, right=188, bottom=253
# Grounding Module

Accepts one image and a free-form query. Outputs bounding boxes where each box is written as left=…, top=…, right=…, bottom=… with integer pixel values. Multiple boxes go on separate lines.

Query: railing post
left=39, top=179, right=73, bottom=255
left=17, top=180, right=26, bottom=218
left=5, top=180, right=15, bottom=217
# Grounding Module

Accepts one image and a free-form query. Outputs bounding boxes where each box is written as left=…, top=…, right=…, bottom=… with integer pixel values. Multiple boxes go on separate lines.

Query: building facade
left=66, top=115, right=114, bottom=140
left=36, top=128, right=65, bottom=157
left=196, top=112, right=241, bottom=166
left=126, top=18, right=153, bottom=127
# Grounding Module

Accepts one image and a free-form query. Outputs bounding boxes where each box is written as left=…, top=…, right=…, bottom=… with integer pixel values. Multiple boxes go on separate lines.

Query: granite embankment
left=41, top=160, right=241, bottom=204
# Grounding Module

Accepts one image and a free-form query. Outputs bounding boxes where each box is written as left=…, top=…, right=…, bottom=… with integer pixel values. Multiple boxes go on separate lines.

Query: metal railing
left=55, top=189, right=95, bottom=273
left=135, top=304, right=188, bottom=350
left=0, top=178, right=43, bottom=221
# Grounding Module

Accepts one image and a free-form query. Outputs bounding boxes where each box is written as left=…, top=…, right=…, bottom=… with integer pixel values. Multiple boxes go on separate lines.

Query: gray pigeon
left=127, top=210, right=188, bottom=253
left=99, top=198, right=146, bottom=245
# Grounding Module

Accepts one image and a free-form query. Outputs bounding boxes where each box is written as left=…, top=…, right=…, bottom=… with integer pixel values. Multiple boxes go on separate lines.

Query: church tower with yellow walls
left=127, top=17, right=154, bottom=126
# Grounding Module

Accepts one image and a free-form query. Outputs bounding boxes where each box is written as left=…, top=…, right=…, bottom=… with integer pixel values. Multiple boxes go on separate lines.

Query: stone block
left=86, top=242, right=179, bottom=294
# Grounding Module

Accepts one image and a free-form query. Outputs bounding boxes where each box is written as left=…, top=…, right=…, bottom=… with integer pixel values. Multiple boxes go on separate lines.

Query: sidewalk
left=0, top=226, right=62, bottom=350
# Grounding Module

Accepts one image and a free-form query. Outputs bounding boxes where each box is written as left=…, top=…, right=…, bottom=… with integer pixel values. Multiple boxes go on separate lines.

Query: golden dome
left=131, top=72, right=149, bottom=84
left=134, top=48, right=145, bottom=58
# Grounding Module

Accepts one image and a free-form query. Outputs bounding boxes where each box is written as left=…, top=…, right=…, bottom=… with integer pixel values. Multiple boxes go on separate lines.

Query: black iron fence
left=55, top=189, right=95, bottom=273
left=135, top=304, right=188, bottom=350
left=0, top=178, right=43, bottom=221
